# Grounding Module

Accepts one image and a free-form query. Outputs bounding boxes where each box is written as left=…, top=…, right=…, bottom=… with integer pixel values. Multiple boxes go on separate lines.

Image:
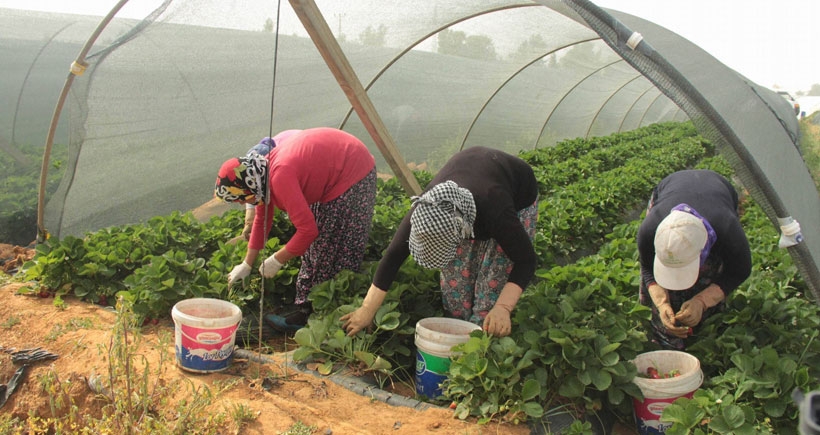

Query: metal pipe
left=36, top=0, right=132, bottom=243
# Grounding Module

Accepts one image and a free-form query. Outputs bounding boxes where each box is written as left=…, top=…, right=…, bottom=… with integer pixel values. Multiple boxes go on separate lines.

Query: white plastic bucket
left=632, top=350, right=704, bottom=434
left=171, top=298, right=242, bottom=373
left=414, top=317, right=481, bottom=399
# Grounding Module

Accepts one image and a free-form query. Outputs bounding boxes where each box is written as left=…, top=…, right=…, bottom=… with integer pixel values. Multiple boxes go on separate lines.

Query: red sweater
left=249, top=128, right=375, bottom=255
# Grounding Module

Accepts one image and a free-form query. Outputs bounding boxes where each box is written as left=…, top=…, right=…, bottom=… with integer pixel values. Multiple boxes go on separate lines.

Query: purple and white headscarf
left=671, top=203, right=717, bottom=265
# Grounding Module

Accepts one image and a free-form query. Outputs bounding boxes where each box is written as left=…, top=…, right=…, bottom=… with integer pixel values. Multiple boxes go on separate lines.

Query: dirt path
left=0, top=277, right=532, bottom=434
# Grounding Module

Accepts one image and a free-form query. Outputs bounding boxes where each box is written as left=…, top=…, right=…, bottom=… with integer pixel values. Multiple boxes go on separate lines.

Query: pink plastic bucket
left=171, top=298, right=242, bottom=373
left=632, top=350, right=703, bottom=434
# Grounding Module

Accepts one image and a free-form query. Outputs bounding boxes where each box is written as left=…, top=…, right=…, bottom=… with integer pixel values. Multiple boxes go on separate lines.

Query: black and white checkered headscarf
left=409, top=181, right=476, bottom=269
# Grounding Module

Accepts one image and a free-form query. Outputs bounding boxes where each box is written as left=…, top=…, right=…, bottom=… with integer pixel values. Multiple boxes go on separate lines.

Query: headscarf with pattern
left=214, top=153, right=269, bottom=205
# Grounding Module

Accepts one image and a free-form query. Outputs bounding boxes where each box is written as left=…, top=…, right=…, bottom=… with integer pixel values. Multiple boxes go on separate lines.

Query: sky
left=592, top=0, right=819, bottom=94
left=0, top=0, right=817, bottom=93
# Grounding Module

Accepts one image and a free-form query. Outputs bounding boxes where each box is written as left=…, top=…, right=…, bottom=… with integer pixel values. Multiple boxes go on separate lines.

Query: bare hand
left=483, top=307, right=512, bottom=337
left=341, top=307, right=376, bottom=336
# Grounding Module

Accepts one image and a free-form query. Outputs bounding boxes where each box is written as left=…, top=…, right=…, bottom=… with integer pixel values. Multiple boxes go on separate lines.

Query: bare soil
left=0, top=243, right=641, bottom=434
left=0, top=244, right=531, bottom=435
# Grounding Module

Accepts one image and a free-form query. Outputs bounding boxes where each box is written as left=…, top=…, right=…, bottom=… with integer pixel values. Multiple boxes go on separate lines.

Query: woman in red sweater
left=215, top=127, right=376, bottom=330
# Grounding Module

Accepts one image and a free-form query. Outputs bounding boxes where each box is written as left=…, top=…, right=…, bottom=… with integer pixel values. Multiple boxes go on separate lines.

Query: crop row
left=446, top=188, right=820, bottom=433
left=534, top=134, right=709, bottom=263
left=18, top=121, right=818, bottom=432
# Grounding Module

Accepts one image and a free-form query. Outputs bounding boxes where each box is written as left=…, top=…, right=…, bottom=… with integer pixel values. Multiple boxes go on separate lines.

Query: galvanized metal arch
left=617, top=83, right=657, bottom=132
left=637, top=92, right=668, bottom=127
left=585, top=74, right=646, bottom=138
left=535, top=54, right=623, bottom=149
left=458, top=37, right=599, bottom=152
left=35, top=0, right=132, bottom=242
left=339, top=2, right=538, bottom=129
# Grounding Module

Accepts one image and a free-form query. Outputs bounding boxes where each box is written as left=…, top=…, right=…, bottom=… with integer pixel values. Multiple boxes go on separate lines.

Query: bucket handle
left=179, top=329, right=234, bottom=347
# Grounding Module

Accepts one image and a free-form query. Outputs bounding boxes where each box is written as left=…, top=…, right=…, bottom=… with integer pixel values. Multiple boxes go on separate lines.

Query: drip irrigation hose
left=233, top=348, right=441, bottom=411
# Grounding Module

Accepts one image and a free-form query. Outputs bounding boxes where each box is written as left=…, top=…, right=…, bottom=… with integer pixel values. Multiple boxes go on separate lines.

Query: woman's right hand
left=340, top=307, right=376, bottom=336
left=227, top=262, right=252, bottom=286
left=648, top=284, right=689, bottom=338
left=341, top=285, right=387, bottom=336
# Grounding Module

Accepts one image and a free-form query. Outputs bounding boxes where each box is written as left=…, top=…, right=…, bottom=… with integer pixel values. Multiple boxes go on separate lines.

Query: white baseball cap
left=653, top=210, right=708, bottom=290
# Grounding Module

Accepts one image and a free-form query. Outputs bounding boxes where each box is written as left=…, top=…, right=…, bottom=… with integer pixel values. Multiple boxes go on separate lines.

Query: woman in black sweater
left=637, top=169, right=752, bottom=349
left=342, top=147, right=539, bottom=337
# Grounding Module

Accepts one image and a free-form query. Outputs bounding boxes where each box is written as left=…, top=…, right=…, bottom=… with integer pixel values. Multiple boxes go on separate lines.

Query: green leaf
left=557, top=376, right=585, bottom=398
left=354, top=351, right=375, bottom=367
left=597, top=342, right=621, bottom=357
left=521, top=378, right=540, bottom=401
left=293, top=327, right=318, bottom=348
left=590, top=370, right=612, bottom=391
left=521, top=401, right=544, bottom=418
left=607, top=386, right=625, bottom=405
left=762, top=397, right=787, bottom=417
left=599, top=352, right=620, bottom=367
left=369, top=356, right=391, bottom=372
left=291, top=347, right=314, bottom=362
left=318, top=360, right=333, bottom=375
left=721, top=404, right=746, bottom=429
left=374, top=310, right=400, bottom=330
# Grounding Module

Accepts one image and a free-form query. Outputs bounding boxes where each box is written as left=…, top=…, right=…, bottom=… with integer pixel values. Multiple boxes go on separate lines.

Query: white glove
left=259, top=254, right=283, bottom=278
left=228, top=262, right=251, bottom=286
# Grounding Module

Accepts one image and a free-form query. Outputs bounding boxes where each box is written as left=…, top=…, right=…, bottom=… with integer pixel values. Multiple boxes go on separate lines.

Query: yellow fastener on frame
left=70, top=60, right=88, bottom=76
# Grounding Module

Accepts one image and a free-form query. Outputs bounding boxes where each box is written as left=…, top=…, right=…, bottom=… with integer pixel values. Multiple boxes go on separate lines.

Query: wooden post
left=288, top=0, right=422, bottom=196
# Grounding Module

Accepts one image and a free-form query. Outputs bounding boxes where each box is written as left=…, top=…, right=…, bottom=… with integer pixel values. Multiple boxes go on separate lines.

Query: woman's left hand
left=676, top=299, right=705, bottom=326
left=483, top=283, right=523, bottom=337
left=259, top=254, right=283, bottom=277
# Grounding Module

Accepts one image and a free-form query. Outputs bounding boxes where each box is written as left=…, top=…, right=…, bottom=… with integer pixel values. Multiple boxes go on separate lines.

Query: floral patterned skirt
left=296, top=168, right=376, bottom=304
left=439, top=200, right=538, bottom=326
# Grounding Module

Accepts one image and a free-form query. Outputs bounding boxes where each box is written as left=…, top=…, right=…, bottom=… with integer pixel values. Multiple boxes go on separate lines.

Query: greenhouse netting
left=1, top=0, right=818, bottom=298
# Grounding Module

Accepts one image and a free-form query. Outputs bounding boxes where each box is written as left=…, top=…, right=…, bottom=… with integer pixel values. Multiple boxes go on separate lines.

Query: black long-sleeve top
left=372, top=147, right=539, bottom=291
left=637, top=170, right=752, bottom=295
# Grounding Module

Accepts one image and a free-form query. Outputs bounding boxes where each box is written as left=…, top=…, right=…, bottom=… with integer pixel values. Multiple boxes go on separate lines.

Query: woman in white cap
left=341, top=146, right=539, bottom=337
left=637, top=169, right=752, bottom=349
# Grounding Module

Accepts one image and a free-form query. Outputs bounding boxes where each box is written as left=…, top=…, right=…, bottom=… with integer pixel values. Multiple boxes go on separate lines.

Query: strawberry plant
left=292, top=301, right=411, bottom=384
left=294, top=260, right=442, bottom=383
left=446, top=333, right=543, bottom=424
left=11, top=121, right=820, bottom=434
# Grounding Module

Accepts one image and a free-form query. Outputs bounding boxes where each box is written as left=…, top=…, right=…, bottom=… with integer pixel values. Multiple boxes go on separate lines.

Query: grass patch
left=13, top=297, right=255, bottom=434
left=280, top=420, right=318, bottom=435
left=44, top=317, right=95, bottom=341
left=799, top=119, right=820, bottom=189
left=1, top=315, right=20, bottom=329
